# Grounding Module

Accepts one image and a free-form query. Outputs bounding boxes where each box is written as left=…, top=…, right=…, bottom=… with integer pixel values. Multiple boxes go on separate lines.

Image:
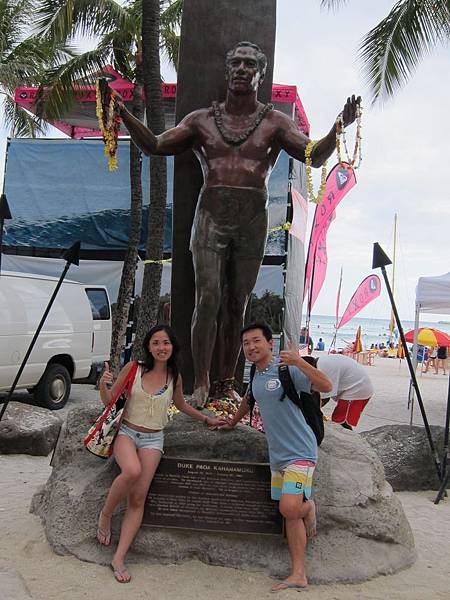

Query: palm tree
left=34, top=0, right=182, bottom=372
left=321, top=0, right=450, bottom=103
left=0, top=0, right=70, bottom=136
left=132, top=0, right=170, bottom=359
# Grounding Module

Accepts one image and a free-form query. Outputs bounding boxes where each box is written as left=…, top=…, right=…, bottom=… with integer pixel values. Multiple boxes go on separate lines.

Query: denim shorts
left=118, top=423, right=164, bottom=452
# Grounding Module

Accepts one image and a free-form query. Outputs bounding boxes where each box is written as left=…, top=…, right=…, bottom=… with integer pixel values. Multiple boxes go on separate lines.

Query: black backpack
left=247, top=363, right=324, bottom=446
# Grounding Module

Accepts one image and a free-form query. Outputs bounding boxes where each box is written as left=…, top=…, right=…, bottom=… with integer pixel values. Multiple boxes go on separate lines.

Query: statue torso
left=190, top=103, right=282, bottom=189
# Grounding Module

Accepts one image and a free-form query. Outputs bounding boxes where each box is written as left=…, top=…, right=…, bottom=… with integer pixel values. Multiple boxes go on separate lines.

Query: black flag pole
left=0, top=193, right=12, bottom=277
left=372, top=242, right=442, bottom=484
left=434, top=375, right=450, bottom=504
left=0, top=241, right=81, bottom=422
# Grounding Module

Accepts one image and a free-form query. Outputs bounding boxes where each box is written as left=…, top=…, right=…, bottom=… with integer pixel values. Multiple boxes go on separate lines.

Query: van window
left=85, top=289, right=110, bottom=320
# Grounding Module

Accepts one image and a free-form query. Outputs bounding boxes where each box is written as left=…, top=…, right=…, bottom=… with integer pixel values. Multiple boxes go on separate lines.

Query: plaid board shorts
left=271, top=459, right=316, bottom=501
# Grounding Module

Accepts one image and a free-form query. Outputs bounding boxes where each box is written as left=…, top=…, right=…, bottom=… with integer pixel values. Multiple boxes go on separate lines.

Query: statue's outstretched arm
left=119, top=105, right=197, bottom=157
left=275, top=95, right=361, bottom=167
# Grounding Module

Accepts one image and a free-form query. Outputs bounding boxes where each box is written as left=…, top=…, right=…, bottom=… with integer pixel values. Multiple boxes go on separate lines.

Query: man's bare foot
left=304, top=499, right=317, bottom=538
left=96, top=510, right=111, bottom=546
left=271, top=575, right=308, bottom=592
left=191, top=386, right=209, bottom=409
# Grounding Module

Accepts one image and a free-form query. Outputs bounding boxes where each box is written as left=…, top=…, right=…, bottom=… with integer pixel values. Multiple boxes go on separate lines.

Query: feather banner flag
left=304, top=162, right=356, bottom=301
left=337, top=275, right=382, bottom=330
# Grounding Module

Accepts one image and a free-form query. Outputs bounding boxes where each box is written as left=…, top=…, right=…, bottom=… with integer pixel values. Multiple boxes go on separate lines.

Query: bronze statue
left=110, top=41, right=360, bottom=407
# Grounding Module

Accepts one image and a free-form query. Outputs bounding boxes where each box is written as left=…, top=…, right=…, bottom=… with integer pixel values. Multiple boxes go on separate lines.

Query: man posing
left=221, top=322, right=332, bottom=592
left=109, top=41, right=360, bottom=407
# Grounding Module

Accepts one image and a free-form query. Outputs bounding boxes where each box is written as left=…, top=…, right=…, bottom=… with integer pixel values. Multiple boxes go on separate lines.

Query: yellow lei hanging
left=96, top=80, right=121, bottom=171
left=304, top=140, right=328, bottom=204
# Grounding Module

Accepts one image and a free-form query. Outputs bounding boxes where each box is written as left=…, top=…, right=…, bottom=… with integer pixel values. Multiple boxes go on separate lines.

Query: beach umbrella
left=404, top=328, right=450, bottom=348
left=354, top=325, right=363, bottom=353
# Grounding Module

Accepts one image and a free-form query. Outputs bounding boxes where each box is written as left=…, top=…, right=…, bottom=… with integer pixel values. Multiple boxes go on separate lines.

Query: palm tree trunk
left=109, top=63, right=145, bottom=375
left=133, top=0, right=167, bottom=360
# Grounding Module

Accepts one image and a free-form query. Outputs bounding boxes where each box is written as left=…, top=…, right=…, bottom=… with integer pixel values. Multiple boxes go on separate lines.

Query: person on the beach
left=219, top=322, right=332, bottom=592
left=435, top=346, right=448, bottom=375
left=303, top=354, right=374, bottom=430
left=299, top=327, right=314, bottom=355
left=104, top=41, right=360, bottom=408
left=96, top=325, right=225, bottom=583
left=316, top=338, right=325, bottom=351
left=424, top=346, right=437, bottom=373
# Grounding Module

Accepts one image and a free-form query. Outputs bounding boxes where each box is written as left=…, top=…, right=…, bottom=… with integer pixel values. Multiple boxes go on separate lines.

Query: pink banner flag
left=307, top=212, right=336, bottom=310
left=337, top=275, right=382, bottom=330
left=304, top=162, right=356, bottom=299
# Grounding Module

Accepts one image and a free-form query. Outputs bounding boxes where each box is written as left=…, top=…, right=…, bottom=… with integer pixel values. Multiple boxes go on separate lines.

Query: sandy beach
left=1, top=356, right=449, bottom=599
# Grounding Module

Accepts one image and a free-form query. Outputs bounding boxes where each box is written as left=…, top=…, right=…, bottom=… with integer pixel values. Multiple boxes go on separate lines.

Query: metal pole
left=280, top=158, right=294, bottom=351
left=0, top=242, right=80, bottom=422
left=434, top=372, right=450, bottom=503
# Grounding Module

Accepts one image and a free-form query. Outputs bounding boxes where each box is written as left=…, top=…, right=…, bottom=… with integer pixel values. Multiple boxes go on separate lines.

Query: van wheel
left=34, top=364, right=71, bottom=410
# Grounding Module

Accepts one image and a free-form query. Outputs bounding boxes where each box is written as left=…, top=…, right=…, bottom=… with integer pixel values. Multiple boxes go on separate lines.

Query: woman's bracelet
left=203, top=415, right=209, bottom=426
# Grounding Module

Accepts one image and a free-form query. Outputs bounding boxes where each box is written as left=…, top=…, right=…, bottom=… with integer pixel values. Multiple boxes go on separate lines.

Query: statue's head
left=225, top=41, right=267, bottom=93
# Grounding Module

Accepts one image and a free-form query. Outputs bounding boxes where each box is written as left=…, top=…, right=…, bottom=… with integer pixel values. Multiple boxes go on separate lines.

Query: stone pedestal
left=32, top=406, right=415, bottom=584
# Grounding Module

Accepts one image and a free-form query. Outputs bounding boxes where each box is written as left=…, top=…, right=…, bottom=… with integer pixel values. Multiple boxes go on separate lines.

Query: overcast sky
left=1, top=0, right=448, bottom=322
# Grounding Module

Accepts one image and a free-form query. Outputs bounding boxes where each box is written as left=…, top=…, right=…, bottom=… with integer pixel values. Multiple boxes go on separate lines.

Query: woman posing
left=96, top=324, right=224, bottom=583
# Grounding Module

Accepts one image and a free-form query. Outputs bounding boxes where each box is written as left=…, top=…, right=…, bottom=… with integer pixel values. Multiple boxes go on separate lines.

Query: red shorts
left=332, top=398, right=370, bottom=427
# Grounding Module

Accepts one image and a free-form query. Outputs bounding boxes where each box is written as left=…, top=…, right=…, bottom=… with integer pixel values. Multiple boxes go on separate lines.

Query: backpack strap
left=247, top=362, right=257, bottom=426
left=278, top=365, right=302, bottom=409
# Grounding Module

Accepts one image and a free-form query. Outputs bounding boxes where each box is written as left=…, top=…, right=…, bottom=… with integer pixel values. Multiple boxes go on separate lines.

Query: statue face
left=225, top=46, right=263, bottom=94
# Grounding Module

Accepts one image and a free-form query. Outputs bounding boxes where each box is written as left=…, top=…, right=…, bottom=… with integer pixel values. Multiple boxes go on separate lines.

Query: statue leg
left=216, top=254, right=262, bottom=384
left=190, top=244, right=226, bottom=406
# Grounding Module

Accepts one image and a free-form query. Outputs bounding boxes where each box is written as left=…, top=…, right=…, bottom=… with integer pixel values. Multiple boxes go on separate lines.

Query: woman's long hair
left=141, top=325, right=180, bottom=386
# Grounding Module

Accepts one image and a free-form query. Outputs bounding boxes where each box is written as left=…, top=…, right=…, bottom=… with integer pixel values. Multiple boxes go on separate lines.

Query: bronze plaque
left=143, top=457, right=282, bottom=535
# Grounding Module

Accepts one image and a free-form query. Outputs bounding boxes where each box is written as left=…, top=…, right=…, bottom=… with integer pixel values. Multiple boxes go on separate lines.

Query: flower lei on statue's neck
left=96, top=79, right=121, bottom=171
left=212, top=101, right=274, bottom=146
left=335, top=103, right=362, bottom=169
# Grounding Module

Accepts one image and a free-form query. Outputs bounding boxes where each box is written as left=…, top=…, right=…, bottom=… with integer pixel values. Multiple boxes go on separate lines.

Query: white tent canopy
left=410, top=272, right=450, bottom=423
left=416, top=272, right=450, bottom=315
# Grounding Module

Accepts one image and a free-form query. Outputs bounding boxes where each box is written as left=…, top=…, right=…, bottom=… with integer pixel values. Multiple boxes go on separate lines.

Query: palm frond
left=2, top=94, right=47, bottom=137
left=35, top=0, right=134, bottom=42
left=35, top=46, right=112, bottom=120
left=160, top=0, right=183, bottom=29
left=160, top=27, right=180, bottom=70
left=359, top=0, right=450, bottom=104
left=320, top=0, right=348, bottom=10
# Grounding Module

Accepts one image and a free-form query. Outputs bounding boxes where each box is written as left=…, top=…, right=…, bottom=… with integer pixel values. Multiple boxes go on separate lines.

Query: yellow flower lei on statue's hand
left=305, top=140, right=328, bottom=204
left=96, top=80, right=121, bottom=171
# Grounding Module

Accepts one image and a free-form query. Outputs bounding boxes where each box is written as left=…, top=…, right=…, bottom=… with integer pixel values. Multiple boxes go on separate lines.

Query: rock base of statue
left=31, top=405, right=415, bottom=584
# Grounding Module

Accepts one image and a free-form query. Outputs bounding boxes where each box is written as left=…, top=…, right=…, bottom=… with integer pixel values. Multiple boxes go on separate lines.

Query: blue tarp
left=4, top=138, right=289, bottom=254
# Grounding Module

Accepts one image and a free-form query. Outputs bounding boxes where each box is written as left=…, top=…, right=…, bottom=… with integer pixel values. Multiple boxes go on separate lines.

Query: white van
left=0, top=271, right=112, bottom=409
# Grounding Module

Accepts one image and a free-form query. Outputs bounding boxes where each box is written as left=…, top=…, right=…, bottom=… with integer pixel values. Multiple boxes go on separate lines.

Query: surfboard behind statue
left=171, top=0, right=277, bottom=391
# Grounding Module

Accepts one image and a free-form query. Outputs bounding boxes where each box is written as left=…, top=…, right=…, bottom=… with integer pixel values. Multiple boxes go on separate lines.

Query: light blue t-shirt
left=251, top=359, right=317, bottom=470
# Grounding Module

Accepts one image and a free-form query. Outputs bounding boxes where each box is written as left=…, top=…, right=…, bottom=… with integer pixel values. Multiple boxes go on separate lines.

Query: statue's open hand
left=341, top=95, right=362, bottom=128
left=99, top=78, right=124, bottom=113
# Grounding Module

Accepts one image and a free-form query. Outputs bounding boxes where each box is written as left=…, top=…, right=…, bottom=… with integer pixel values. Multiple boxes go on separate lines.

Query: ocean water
left=304, top=314, right=450, bottom=352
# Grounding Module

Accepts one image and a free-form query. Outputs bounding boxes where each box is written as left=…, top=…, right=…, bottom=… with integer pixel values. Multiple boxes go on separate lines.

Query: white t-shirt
left=317, top=354, right=374, bottom=401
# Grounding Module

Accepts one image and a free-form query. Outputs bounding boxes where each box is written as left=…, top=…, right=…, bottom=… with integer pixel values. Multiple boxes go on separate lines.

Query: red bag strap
left=84, top=361, right=139, bottom=445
